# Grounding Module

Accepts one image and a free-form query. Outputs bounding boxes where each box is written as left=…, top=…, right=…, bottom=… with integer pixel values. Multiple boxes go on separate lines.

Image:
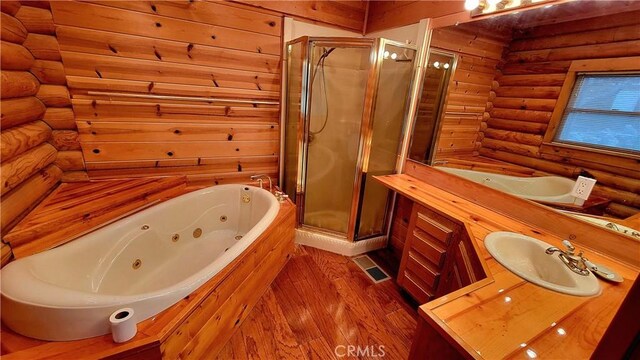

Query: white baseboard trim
left=295, top=229, right=387, bottom=257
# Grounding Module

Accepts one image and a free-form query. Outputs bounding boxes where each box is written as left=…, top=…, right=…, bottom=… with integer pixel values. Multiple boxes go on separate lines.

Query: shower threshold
left=294, top=228, right=386, bottom=257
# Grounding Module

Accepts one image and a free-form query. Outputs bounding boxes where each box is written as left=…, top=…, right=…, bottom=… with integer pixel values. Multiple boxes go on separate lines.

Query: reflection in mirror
left=408, top=50, right=456, bottom=164
left=406, top=0, right=640, bottom=239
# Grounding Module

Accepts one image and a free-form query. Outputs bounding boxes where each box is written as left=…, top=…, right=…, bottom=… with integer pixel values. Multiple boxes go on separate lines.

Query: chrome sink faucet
left=250, top=174, right=272, bottom=192
left=545, top=240, right=592, bottom=276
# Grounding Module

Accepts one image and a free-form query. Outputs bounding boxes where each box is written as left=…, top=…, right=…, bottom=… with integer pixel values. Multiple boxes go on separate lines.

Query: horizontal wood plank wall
left=431, top=24, right=510, bottom=158
left=233, top=0, right=367, bottom=32
left=480, top=12, right=640, bottom=218
left=50, top=0, right=284, bottom=186
left=0, top=2, right=66, bottom=267
left=366, top=1, right=465, bottom=33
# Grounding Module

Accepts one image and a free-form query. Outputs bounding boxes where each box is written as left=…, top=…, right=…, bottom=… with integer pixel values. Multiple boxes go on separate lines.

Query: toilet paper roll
left=109, top=308, right=137, bottom=343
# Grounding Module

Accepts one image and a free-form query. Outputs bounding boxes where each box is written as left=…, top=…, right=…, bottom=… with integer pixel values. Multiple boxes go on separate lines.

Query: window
left=554, top=74, right=640, bottom=154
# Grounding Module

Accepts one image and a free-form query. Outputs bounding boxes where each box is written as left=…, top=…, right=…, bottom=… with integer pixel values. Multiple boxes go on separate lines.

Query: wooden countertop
left=375, top=173, right=638, bottom=360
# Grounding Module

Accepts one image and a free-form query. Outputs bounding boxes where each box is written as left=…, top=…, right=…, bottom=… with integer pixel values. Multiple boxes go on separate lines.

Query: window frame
left=542, top=57, right=640, bottom=161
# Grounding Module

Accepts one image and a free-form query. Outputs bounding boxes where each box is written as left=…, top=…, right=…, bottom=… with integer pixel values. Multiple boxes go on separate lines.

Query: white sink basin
left=484, top=232, right=601, bottom=297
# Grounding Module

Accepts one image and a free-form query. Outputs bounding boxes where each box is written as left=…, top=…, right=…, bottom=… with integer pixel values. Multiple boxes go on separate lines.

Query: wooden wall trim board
left=68, top=77, right=280, bottom=101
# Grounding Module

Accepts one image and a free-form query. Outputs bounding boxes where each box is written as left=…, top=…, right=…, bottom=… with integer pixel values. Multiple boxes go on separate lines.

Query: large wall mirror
left=407, top=1, right=640, bottom=239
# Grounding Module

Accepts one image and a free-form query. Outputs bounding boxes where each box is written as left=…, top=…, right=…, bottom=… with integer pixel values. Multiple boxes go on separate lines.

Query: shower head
left=320, top=47, right=336, bottom=61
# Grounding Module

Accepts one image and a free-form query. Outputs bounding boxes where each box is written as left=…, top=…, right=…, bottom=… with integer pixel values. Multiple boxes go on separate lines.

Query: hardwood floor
left=216, top=245, right=418, bottom=360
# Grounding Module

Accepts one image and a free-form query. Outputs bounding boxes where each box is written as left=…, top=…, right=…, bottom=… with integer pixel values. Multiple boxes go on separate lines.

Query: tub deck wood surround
left=374, top=173, right=639, bottom=359
left=0, top=194, right=296, bottom=360
left=3, top=177, right=189, bottom=259
left=0, top=231, right=418, bottom=360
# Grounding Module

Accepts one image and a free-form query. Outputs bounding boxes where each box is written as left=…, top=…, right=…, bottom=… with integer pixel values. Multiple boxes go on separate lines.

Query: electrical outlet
left=571, top=176, right=597, bottom=204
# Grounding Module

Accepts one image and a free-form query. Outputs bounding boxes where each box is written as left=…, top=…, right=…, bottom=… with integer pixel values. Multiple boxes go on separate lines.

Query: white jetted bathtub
left=436, top=166, right=576, bottom=204
left=0, top=184, right=279, bottom=341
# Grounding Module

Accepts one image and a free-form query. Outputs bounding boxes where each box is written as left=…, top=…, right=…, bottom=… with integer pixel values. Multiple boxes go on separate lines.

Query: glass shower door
left=302, top=42, right=374, bottom=235
left=357, top=42, right=417, bottom=239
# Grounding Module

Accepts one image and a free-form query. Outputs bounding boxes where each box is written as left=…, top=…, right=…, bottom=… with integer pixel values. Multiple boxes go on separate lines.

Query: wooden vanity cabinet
left=397, top=202, right=484, bottom=303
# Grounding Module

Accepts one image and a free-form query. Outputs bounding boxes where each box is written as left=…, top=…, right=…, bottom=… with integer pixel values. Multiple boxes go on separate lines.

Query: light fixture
left=504, top=296, right=512, bottom=303
left=464, top=0, right=481, bottom=11
left=443, top=63, right=450, bottom=69
left=433, top=61, right=440, bottom=69
left=390, top=53, right=397, bottom=60
left=556, top=328, right=566, bottom=336
left=470, top=0, right=554, bottom=17
left=526, top=349, right=538, bottom=359
left=383, top=50, right=390, bottom=59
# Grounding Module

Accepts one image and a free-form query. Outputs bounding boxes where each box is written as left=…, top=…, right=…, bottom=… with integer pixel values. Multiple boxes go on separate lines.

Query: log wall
left=0, top=1, right=68, bottom=266
left=50, top=1, right=283, bottom=186
left=430, top=24, right=510, bottom=158
left=479, top=12, right=640, bottom=218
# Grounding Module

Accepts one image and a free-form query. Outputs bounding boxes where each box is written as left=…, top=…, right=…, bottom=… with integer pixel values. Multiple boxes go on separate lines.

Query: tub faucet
left=545, top=240, right=592, bottom=276
left=251, top=174, right=272, bottom=192
left=432, top=160, right=448, bottom=166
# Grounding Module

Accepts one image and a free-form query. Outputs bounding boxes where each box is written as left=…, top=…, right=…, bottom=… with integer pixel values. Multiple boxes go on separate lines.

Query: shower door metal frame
left=283, top=36, right=310, bottom=225
left=349, top=38, right=418, bottom=241
left=283, top=36, right=418, bottom=242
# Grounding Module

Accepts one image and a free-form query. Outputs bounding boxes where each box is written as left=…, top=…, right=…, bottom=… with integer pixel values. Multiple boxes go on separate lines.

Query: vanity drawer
left=410, top=229, right=447, bottom=268
left=414, top=206, right=457, bottom=246
left=402, top=270, right=434, bottom=304
left=406, top=250, right=440, bottom=289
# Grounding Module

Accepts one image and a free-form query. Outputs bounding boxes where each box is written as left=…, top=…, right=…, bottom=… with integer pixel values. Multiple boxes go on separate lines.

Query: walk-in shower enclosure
left=283, top=37, right=417, bottom=242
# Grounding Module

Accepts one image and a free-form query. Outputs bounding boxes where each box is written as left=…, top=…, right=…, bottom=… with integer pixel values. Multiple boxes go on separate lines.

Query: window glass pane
left=572, top=75, right=640, bottom=112
left=557, top=112, right=640, bottom=152
left=555, top=74, right=640, bottom=153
